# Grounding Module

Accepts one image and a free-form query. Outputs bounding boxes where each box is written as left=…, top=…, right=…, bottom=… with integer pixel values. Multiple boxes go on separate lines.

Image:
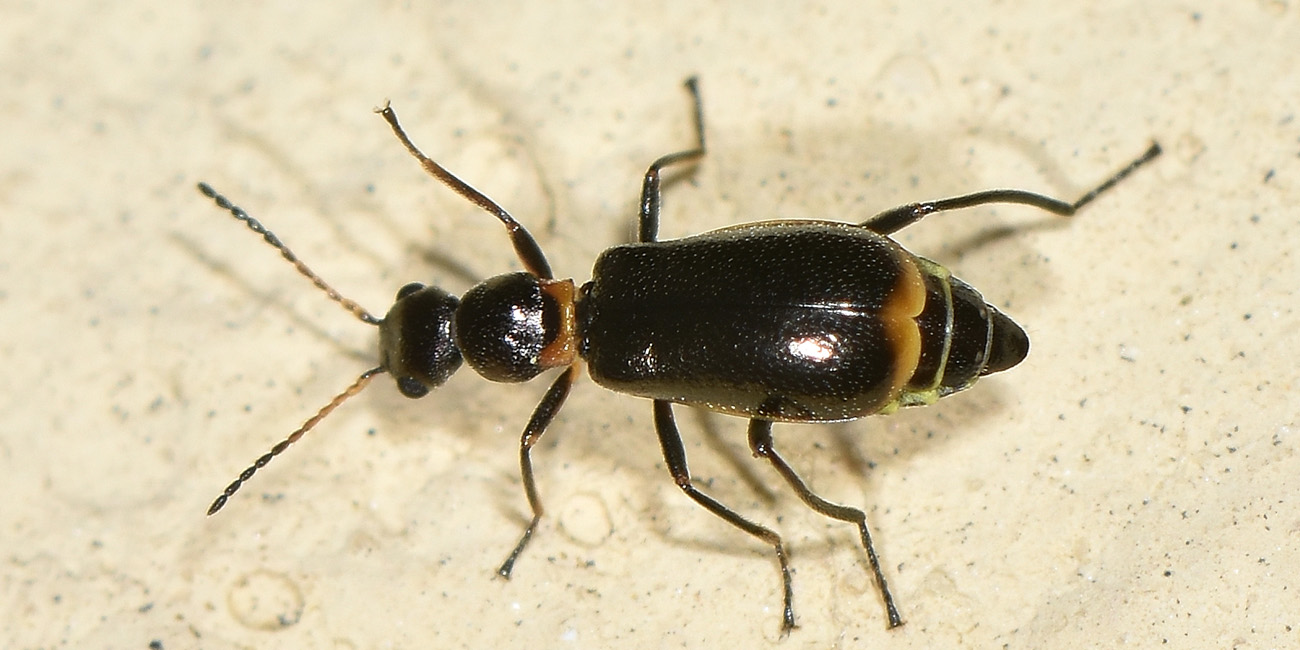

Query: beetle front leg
left=748, top=419, right=904, bottom=628
left=497, top=366, right=578, bottom=578
left=653, top=400, right=798, bottom=634
left=378, top=104, right=555, bottom=279
left=638, top=77, right=708, bottom=243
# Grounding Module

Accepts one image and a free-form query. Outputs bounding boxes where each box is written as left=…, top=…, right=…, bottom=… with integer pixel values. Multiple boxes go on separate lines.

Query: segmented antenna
left=207, top=367, right=385, bottom=515
left=197, top=182, right=382, bottom=325
left=1068, top=142, right=1162, bottom=212
left=196, top=182, right=390, bottom=514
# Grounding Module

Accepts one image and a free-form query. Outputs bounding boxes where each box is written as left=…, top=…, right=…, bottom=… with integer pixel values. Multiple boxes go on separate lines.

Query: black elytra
left=198, top=78, right=1160, bottom=633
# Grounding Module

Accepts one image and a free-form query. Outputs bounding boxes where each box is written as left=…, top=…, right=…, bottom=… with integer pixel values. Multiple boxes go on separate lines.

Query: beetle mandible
left=198, top=77, right=1160, bottom=632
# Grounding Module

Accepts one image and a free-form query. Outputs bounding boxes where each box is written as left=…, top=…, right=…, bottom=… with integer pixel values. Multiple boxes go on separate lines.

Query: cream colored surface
left=3, top=2, right=1296, bottom=648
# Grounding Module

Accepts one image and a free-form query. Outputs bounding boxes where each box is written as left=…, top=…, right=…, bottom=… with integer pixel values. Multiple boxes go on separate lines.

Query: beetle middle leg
left=748, top=419, right=904, bottom=629
left=496, top=365, right=579, bottom=578
left=638, top=77, right=708, bottom=243
left=653, top=400, right=799, bottom=633
left=861, top=142, right=1162, bottom=235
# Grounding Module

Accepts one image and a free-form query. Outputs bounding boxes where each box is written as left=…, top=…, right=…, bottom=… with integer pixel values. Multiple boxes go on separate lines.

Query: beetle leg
left=860, top=142, right=1162, bottom=235
left=378, top=103, right=556, bottom=279
left=497, top=365, right=579, bottom=578
left=748, top=418, right=905, bottom=629
left=638, top=77, right=708, bottom=243
left=653, top=400, right=798, bottom=634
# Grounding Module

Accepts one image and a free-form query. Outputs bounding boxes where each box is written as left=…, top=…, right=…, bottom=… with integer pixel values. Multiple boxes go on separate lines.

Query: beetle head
left=378, top=282, right=464, bottom=398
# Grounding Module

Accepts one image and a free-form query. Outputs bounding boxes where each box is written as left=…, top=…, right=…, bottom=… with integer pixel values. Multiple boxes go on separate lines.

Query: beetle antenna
left=1068, top=141, right=1162, bottom=212
left=196, top=182, right=383, bottom=326
left=207, top=366, right=385, bottom=515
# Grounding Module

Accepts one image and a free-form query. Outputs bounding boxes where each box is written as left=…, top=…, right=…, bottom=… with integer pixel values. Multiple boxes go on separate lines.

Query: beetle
left=198, top=77, right=1160, bottom=632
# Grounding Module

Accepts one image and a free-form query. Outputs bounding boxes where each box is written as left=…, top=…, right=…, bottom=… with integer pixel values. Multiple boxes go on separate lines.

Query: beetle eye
left=395, top=282, right=426, bottom=300
left=396, top=376, right=430, bottom=398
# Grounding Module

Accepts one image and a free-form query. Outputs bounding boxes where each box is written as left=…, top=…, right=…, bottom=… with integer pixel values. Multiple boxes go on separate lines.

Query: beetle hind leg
left=859, top=142, right=1161, bottom=235
left=748, top=419, right=905, bottom=629
left=653, top=400, right=798, bottom=634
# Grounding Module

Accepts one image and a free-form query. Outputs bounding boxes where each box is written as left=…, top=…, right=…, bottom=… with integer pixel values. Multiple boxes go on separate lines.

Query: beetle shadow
left=207, top=114, right=404, bottom=276
left=702, top=115, right=1120, bottom=297
left=637, top=382, right=1017, bottom=567
left=692, top=408, right=777, bottom=505
left=564, top=118, right=1080, bottom=564
left=170, top=232, right=374, bottom=368
left=208, top=90, right=564, bottom=292
left=400, top=128, right=564, bottom=286
left=411, top=245, right=486, bottom=288
left=939, top=217, right=1069, bottom=261
left=177, top=200, right=524, bottom=476
left=187, top=84, right=1118, bottom=583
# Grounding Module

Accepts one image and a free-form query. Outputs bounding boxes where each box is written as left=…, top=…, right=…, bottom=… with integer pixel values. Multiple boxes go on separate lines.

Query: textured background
left=3, top=1, right=1297, bottom=648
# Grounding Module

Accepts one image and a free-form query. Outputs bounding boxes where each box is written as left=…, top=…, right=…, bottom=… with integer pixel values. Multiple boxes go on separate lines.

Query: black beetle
left=198, top=78, right=1160, bottom=632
